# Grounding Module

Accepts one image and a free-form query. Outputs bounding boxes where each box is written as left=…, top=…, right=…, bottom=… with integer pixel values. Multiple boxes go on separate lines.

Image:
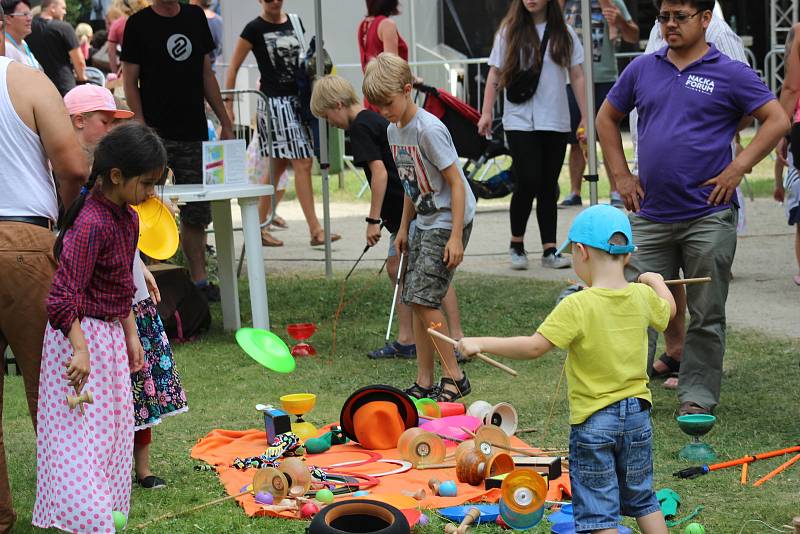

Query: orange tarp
left=190, top=427, right=571, bottom=520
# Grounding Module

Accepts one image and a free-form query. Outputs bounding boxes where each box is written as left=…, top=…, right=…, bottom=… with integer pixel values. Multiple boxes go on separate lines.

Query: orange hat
left=340, top=385, right=418, bottom=451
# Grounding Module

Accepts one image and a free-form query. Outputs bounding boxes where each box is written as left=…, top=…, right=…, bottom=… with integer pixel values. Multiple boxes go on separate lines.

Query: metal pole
left=409, top=0, right=418, bottom=76
left=315, top=0, right=332, bottom=277
left=580, top=0, right=599, bottom=206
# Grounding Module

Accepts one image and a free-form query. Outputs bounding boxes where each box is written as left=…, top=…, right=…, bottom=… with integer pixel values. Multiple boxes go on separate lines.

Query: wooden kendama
left=66, top=390, right=94, bottom=415
left=444, top=507, right=481, bottom=534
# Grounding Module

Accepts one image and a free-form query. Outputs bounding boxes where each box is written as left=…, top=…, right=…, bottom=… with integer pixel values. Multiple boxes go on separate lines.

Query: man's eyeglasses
left=656, top=11, right=702, bottom=24
left=8, top=12, right=33, bottom=18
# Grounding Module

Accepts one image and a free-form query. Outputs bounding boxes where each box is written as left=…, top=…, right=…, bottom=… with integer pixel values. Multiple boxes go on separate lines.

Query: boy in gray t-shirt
left=363, top=53, right=476, bottom=402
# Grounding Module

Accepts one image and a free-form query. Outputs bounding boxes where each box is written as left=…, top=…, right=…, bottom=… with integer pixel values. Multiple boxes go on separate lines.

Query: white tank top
left=0, top=56, right=58, bottom=221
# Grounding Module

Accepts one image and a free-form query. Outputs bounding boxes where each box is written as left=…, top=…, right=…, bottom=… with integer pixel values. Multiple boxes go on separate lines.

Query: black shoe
left=435, top=372, right=471, bottom=402
left=198, top=283, right=220, bottom=302
left=559, top=193, right=582, bottom=207
left=404, top=382, right=440, bottom=400
left=367, top=341, right=417, bottom=360
left=137, top=475, right=167, bottom=489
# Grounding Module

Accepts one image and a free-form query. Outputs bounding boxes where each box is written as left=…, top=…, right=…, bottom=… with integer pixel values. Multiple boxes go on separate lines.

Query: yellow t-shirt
left=537, top=284, right=671, bottom=425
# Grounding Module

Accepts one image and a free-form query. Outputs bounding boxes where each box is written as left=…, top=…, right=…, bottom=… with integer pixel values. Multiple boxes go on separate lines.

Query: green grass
left=3, top=274, right=799, bottom=533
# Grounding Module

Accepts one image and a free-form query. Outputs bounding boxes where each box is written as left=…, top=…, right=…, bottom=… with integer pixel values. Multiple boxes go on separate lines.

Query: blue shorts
left=569, top=398, right=661, bottom=533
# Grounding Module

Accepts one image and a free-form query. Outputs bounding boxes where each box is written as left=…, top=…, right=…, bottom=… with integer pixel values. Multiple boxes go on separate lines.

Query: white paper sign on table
left=202, top=140, right=247, bottom=186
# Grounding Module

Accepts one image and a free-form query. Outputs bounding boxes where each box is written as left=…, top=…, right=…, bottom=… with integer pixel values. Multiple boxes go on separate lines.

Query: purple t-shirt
left=607, top=44, right=775, bottom=223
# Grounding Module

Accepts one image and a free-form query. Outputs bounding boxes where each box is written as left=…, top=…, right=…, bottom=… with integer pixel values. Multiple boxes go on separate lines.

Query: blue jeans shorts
left=569, top=397, right=661, bottom=532
left=387, top=220, right=416, bottom=258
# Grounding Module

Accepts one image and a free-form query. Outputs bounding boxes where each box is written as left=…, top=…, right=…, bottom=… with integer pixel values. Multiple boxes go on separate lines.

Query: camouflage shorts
left=162, top=139, right=211, bottom=227
left=402, top=222, right=472, bottom=308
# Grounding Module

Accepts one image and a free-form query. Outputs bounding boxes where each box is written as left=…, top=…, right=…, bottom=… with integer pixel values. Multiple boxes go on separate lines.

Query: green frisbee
left=236, top=328, right=296, bottom=373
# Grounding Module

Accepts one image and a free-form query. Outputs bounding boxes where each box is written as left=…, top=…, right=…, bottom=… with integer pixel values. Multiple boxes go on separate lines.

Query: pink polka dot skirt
left=32, top=318, right=134, bottom=534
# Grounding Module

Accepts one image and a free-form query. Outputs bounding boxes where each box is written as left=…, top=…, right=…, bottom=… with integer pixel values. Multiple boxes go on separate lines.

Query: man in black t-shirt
left=26, top=0, right=85, bottom=95
left=121, top=0, right=233, bottom=303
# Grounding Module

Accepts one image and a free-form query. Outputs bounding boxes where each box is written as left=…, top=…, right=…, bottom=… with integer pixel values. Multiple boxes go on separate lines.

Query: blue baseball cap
left=556, top=204, right=636, bottom=255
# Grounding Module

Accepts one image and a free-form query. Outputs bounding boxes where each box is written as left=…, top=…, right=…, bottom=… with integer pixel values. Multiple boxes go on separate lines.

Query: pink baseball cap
left=63, top=84, right=134, bottom=119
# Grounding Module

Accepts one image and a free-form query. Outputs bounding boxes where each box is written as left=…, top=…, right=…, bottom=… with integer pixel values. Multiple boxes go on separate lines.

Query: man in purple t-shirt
left=596, top=0, right=788, bottom=416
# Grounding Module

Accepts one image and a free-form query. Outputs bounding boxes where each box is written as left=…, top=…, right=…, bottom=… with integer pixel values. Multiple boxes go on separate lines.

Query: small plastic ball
left=315, top=489, right=334, bottom=504
left=300, top=501, right=320, bottom=518
left=254, top=491, right=274, bottom=505
left=438, top=480, right=458, bottom=497
left=417, top=513, right=430, bottom=526
left=111, top=511, right=126, bottom=532
left=684, top=523, right=706, bottom=534
left=353, top=490, right=370, bottom=497
left=496, top=515, right=511, bottom=529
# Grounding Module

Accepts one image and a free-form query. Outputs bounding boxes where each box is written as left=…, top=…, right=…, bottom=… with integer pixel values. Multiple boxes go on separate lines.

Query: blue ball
left=353, top=490, right=370, bottom=497
left=439, top=480, right=458, bottom=497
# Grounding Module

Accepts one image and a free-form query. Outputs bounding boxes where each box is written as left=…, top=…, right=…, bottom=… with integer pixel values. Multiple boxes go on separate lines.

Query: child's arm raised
left=638, top=272, right=677, bottom=319
left=458, top=333, right=555, bottom=361
left=366, top=160, right=389, bottom=246
left=440, top=162, right=465, bottom=270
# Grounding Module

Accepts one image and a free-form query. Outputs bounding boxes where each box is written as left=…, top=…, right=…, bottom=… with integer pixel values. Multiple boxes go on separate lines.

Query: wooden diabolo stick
left=752, top=453, right=800, bottom=487
left=426, top=328, right=518, bottom=377
left=135, top=490, right=251, bottom=529
left=664, top=277, right=712, bottom=286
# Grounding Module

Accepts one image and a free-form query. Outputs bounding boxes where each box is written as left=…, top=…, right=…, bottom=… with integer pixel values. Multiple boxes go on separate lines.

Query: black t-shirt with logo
left=349, top=110, right=404, bottom=234
left=240, top=16, right=304, bottom=97
left=26, top=17, right=79, bottom=95
left=121, top=5, right=214, bottom=141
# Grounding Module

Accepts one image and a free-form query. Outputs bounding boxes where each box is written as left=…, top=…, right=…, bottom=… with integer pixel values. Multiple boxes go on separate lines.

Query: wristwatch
left=365, top=217, right=382, bottom=225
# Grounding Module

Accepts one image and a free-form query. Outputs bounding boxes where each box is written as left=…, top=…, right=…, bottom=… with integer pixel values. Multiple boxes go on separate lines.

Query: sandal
left=677, top=401, right=711, bottom=416
left=649, top=353, right=680, bottom=379
left=310, top=230, right=341, bottom=247
left=404, top=382, right=439, bottom=400
left=271, top=215, right=289, bottom=229
left=435, top=372, right=471, bottom=402
left=261, top=229, right=284, bottom=247
left=367, top=341, right=416, bottom=360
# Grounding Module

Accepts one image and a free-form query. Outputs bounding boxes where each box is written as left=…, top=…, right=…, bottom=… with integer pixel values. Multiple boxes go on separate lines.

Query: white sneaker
left=542, top=253, right=571, bottom=269
left=509, top=248, right=529, bottom=270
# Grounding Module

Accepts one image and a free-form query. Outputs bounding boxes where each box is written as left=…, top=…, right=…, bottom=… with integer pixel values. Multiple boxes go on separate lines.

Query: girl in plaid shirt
left=33, top=122, right=168, bottom=533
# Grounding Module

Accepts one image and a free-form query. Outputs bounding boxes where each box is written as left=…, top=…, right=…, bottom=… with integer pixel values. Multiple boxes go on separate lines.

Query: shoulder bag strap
left=287, top=13, right=307, bottom=54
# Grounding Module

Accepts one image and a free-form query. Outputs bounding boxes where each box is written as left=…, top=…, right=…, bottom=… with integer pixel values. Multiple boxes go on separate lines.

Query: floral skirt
left=131, top=298, right=188, bottom=430
left=33, top=318, right=133, bottom=533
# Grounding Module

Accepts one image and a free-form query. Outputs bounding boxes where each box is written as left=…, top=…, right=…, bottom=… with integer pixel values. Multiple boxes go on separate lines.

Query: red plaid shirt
left=48, top=193, right=139, bottom=336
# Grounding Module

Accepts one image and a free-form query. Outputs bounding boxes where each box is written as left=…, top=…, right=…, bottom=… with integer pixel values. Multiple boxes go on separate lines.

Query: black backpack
left=151, top=265, right=211, bottom=342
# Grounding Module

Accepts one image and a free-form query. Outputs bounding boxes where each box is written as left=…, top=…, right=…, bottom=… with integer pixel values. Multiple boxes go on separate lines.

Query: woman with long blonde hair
left=479, top=0, right=586, bottom=271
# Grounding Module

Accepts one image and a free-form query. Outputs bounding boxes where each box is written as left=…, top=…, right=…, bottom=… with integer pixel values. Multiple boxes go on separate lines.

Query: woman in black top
left=224, top=0, right=339, bottom=247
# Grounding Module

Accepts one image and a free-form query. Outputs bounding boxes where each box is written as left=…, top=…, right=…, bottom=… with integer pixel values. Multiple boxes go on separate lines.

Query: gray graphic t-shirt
left=387, top=108, right=476, bottom=230
left=564, top=0, right=631, bottom=83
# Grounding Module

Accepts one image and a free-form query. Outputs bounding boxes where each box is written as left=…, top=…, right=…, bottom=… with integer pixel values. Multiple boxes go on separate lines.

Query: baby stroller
left=415, top=84, right=513, bottom=200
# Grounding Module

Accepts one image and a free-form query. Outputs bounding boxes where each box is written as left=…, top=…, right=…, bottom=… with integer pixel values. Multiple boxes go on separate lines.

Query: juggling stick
left=385, top=252, right=404, bottom=343
left=752, top=453, right=800, bottom=487
left=426, top=328, right=518, bottom=377
left=674, top=444, right=800, bottom=479
left=664, top=277, right=712, bottom=286
left=444, top=507, right=481, bottom=534
left=135, top=489, right=251, bottom=529
left=740, top=463, right=748, bottom=485
left=66, top=390, right=93, bottom=416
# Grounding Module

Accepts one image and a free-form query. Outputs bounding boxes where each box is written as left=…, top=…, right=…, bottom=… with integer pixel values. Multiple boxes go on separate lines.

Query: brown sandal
left=310, top=230, right=341, bottom=246
left=261, top=229, right=284, bottom=247
left=271, top=215, right=289, bottom=229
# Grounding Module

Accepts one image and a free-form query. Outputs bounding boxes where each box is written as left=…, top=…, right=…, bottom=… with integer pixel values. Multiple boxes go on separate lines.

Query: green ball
left=684, top=522, right=705, bottom=534
left=315, top=488, right=334, bottom=504
left=112, top=511, right=127, bottom=531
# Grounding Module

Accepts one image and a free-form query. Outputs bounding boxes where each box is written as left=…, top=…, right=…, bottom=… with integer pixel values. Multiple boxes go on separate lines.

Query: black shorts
left=566, top=81, right=615, bottom=145
left=162, top=139, right=211, bottom=227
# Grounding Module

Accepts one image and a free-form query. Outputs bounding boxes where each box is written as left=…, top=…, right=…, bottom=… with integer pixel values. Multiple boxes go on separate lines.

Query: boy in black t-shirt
left=311, top=75, right=465, bottom=361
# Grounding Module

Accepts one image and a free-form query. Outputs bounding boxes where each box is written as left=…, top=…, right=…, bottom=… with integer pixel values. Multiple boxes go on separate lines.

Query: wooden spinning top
left=444, top=507, right=481, bottom=534
left=66, top=390, right=94, bottom=415
left=455, top=448, right=489, bottom=486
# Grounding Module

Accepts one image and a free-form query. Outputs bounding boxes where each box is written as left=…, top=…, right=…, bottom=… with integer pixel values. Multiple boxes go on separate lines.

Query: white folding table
left=163, top=184, right=273, bottom=331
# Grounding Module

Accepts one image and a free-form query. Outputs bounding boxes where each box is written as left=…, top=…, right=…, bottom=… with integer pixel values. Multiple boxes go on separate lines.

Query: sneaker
left=367, top=341, right=416, bottom=360
left=509, top=248, right=529, bottom=270
left=559, top=193, right=582, bottom=207
left=610, top=191, right=625, bottom=208
left=137, top=475, right=167, bottom=489
left=541, top=253, right=571, bottom=269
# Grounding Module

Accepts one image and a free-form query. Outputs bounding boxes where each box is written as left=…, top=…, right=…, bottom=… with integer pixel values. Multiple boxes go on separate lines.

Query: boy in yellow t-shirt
left=458, top=205, right=675, bottom=534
